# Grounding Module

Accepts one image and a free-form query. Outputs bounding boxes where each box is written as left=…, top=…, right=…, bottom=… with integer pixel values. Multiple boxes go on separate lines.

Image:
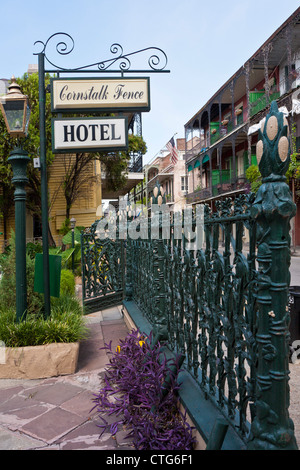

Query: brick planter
left=0, top=342, right=80, bottom=379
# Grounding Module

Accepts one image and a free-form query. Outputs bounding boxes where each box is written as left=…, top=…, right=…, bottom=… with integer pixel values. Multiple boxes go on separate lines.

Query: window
left=181, top=176, right=188, bottom=192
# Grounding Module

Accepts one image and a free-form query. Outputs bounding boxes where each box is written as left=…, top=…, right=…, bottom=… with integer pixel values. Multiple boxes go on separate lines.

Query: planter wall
left=0, top=342, right=79, bottom=379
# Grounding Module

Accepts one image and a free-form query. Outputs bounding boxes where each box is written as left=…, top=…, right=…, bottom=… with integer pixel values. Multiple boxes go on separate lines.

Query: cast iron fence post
left=151, top=182, right=168, bottom=342
left=248, top=101, right=298, bottom=450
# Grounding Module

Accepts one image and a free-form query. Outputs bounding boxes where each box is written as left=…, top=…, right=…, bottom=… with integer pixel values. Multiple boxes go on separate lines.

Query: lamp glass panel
left=3, top=101, right=24, bottom=132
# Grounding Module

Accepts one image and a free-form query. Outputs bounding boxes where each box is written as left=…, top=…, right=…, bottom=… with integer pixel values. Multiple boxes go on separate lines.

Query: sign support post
left=33, top=32, right=169, bottom=318
left=38, top=51, right=51, bottom=319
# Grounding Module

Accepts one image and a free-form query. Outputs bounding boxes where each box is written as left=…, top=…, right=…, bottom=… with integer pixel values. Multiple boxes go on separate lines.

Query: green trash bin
left=34, top=253, right=62, bottom=298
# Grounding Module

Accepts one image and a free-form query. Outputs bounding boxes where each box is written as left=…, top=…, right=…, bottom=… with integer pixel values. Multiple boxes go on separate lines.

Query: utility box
left=34, top=254, right=62, bottom=298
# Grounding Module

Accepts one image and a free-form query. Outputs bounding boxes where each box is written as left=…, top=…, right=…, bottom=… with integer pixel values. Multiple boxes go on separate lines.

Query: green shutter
left=243, top=151, right=250, bottom=173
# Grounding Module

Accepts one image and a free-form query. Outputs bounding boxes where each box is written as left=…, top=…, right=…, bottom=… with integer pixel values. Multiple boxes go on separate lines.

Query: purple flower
left=92, top=329, right=195, bottom=450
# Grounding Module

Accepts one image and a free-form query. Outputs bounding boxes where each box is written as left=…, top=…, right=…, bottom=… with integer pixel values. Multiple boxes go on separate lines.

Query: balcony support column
left=232, top=138, right=236, bottom=190
left=285, top=25, right=292, bottom=92
left=263, top=43, right=272, bottom=104
left=230, top=80, right=235, bottom=125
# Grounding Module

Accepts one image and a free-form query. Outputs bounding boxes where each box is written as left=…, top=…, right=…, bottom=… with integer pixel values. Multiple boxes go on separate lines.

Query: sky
left=1, top=0, right=300, bottom=165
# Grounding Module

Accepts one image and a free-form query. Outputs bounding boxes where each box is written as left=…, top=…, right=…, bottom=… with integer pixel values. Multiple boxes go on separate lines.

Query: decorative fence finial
left=249, top=101, right=298, bottom=450
left=256, top=100, right=291, bottom=179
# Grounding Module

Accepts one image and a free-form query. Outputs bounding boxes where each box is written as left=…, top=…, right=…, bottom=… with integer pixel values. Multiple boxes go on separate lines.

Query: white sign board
left=52, top=116, right=128, bottom=153
left=51, top=77, right=150, bottom=112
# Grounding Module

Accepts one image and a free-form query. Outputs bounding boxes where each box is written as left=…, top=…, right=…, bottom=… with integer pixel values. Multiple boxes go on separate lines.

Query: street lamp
left=70, top=217, right=76, bottom=274
left=0, top=77, right=30, bottom=321
left=0, top=77, right=30, bottom=138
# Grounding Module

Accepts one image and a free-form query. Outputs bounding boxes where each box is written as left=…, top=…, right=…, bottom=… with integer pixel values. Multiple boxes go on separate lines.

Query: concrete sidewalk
left=0, top=306, right=133, bottom=450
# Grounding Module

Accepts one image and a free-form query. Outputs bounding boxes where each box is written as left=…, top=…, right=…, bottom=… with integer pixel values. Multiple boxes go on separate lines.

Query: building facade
left=140, top=138, right=186, bottom=212
left=185, top=7, right=300, bottom=245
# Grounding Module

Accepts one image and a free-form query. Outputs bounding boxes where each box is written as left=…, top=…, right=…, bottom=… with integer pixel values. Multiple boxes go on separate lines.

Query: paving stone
left=0, top=427, right=45, bottom=450
left=102, top=307, right=122, bottom=321
left=0, top=394, right=41, bottom=413
left=1, top=404, right=51, bottom=431
left=60, top=389, right=96, bottom=418
left=20, top=407, right=86, bottom=444
left=115, top=429, right=134, bottom=447
left=57, top=421, right=118, bottom=450
left=0, top=386, right=24, bottom=403
left=77, top=341, right=108, bottom=372
left=19, top=382, right=82, bottom=406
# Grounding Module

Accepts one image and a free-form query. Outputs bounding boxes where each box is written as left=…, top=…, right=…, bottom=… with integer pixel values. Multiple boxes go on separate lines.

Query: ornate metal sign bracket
left=33, top=32, right=170, bottom=75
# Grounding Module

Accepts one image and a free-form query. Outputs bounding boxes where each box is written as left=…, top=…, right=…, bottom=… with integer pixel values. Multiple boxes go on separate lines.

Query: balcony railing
left=249, top=66, right=300, bottom=117
left=249, top=91, right=280, bottom=116
left=186, top=176, right=249, bottom=203
left=128, top=152, right=143, bottom=172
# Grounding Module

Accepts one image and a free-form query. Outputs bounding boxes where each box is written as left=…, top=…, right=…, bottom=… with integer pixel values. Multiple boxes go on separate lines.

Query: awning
left=194, top=160, right=200, bottom=168
left=188, top=164, right=193, bottom=172
left=202, top=155, right=209, bottom=164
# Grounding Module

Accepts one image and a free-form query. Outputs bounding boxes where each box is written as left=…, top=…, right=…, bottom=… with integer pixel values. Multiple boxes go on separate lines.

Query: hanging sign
left=52, top=116, right=128, bottom=153
left=51, top=77, right=150, bottom=113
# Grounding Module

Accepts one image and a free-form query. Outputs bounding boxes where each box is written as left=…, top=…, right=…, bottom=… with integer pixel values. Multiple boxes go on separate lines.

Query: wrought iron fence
left=124, top=102, right=297, bottom=450
left=126, top=194, right=258, bottom=442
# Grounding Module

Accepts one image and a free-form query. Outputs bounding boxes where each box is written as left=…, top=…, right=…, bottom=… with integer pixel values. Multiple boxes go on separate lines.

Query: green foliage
left=246, top=124, right=300, bottom=192
left=62, top=227, right=82, bottom=245
left=246, top=164, right=262, bottom=193
left=0, top=296, right=87, bottom=347
left=100, top=134, right=147, bottom=192
left=16, top=73, right=53, bottom=167
left=59, top=218, right=71, bottom=236
left=0, top=73, right=54, bottom=227
left=49, top=228, right=82, bottom=274
left=286, top=152, right=300, bottom=182
left=26, top=241, right=43, bottom=259
left=60, top=269, right=75, bottom=296
left=0, top=232, right=44, bottom=315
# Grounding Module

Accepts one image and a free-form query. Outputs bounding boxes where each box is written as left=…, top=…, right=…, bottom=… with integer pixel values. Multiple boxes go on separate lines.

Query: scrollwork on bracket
left=34, top=32, right=169, bottom=73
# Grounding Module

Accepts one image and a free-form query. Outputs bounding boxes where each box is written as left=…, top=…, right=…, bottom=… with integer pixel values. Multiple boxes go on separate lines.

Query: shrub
left=0, top=295, right=87, bottom=347
left=245, top=164, right=262, bottom=193
left=0, top=232, right=44, bottom=315
left=60, top=269, right=75, bottom=296
left=92, top=330, right=195, bottom=450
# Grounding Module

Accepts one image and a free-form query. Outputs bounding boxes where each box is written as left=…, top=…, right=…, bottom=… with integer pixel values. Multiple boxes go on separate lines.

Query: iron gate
left=81, top=219, right=124, bottom=313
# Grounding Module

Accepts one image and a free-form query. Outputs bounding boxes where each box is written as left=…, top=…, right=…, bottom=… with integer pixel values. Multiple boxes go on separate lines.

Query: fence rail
left=126, top=194, right=258, bottom=443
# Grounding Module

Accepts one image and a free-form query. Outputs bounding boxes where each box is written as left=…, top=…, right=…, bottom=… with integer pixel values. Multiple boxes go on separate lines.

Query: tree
left=246, top=123, right=300, bottom=195
left=0, top=117, right=14, bottom=240
left=100, top=134, right=147, bottom=192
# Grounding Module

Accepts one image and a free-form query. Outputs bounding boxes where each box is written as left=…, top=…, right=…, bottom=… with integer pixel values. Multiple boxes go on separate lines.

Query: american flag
left=166, top=137, right=179, bottom=165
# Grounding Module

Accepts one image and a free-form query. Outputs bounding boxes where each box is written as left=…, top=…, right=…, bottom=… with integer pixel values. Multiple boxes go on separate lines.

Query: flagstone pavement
left=0, top=306, right=134, bottom=450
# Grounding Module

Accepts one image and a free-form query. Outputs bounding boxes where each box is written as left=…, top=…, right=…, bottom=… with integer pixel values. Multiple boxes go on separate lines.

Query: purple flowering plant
left=92, top=329, right=195, bottom=450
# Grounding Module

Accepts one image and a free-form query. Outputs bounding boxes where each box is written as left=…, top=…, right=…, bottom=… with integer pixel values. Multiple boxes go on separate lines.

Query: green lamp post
left=0, top=77, right=31, bottom=321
